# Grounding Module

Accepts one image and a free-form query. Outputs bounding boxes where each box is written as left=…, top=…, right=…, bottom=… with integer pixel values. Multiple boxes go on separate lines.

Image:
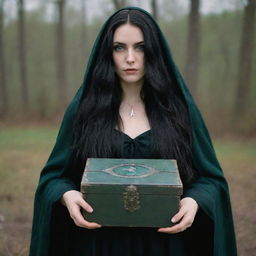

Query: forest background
left=0, top=0, right=255, bottom=255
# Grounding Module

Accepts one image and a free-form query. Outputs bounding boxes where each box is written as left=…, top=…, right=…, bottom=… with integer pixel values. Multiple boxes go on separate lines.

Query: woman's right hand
left=61, top=190, right=102, bottom=229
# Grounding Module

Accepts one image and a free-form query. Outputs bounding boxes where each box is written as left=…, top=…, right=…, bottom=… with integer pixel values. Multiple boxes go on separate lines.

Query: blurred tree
left=234, top=0, right=256, bottom=117
left=226, top=0, right=244, bottom=9
left=81, top=0, right=87, bottom=49
left=151, top=0, right=158, bottom=21
left=17, top=0, right=29, bottom=110
left=0, top=0, right=8, bottom=116
left=160, top=0, right=187, bottom=21
left=112, top=0, right=126, bottom=10
left=55, top=0, right=68, bottom=108
left=184, top=0, right=201, bottom=98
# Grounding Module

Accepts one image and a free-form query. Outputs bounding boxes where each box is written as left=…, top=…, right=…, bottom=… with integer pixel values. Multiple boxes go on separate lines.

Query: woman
left=29, top=7, right=237, bottom=256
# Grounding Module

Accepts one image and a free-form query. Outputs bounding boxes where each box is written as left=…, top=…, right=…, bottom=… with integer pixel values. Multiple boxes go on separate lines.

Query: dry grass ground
left=215, top=139, right=256, bottom=256
left=0, top=128, right=56, bottom=256
left=0, top=127, right=255, bottom=255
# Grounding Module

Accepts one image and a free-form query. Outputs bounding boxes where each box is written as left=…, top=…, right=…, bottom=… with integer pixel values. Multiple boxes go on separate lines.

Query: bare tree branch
left=0, top=0, right=8, bottom=116
left=184, top=0, right=201, bottom=98
left=234, top=0, right=256, bottom=116
left=17, top=0, right=29, bottom=110
left=151, top=0, right=158, bottom=20
left=55, top=0, right=68, bottom=108
left=113, top=0, right=126, bottom=10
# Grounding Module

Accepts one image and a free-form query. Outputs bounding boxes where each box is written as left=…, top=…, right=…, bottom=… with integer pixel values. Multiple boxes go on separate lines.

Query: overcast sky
left=3, top=0, right=244, bottom=24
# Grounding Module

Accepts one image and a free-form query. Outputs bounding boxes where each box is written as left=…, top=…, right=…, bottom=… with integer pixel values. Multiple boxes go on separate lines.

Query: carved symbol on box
left=123, top=185, right=140, bottom=212
left=104, top=164, right=157, bottom=178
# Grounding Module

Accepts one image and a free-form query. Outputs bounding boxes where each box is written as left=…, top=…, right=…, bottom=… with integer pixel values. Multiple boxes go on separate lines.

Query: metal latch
left=123, top=185, right=140, bottom=212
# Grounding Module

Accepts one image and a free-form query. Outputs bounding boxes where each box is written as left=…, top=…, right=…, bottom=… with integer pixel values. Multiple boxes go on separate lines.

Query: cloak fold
left=29, top=7, right=237, bottom=256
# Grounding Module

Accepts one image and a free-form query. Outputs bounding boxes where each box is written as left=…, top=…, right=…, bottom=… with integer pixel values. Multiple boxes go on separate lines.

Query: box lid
left=81, top=158, right=183, bottom=196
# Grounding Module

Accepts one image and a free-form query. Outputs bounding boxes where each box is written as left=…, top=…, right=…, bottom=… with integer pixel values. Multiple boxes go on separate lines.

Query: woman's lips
left=124, top=69, right=138, bottom=74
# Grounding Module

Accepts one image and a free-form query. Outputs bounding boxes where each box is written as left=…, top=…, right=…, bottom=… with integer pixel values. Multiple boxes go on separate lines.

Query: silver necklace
left=126, top=103, right=138, bottom=117
left=129, top=106, right=135, bottom=117
left=120, top=101, right=141, bottom=118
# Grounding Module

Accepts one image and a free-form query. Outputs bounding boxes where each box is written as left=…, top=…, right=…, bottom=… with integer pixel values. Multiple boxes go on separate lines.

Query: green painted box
left=81, top=158, right=183, bottom=227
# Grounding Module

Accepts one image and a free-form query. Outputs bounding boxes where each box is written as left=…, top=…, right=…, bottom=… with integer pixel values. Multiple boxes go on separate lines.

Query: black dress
left=67, top=130, right=189, bottom=256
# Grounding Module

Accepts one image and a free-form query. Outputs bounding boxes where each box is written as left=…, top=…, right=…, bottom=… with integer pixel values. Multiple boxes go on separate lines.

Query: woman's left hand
left=157, top=197, right=199, bottom=234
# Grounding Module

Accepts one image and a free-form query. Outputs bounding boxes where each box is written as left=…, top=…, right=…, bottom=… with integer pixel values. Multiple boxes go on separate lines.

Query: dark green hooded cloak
left=29, top=7, right=237, bottom=256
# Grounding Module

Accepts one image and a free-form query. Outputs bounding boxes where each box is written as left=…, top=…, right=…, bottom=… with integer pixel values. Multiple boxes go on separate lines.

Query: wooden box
left=81, top=158, right=183, bottom=227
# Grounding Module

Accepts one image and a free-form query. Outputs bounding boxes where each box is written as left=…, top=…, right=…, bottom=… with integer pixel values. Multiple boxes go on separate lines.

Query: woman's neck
left=120, top=80, right=143, bottom=104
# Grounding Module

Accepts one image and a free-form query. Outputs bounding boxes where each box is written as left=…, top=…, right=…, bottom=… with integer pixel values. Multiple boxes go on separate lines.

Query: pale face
left=112, top=24, right=145, bottom=86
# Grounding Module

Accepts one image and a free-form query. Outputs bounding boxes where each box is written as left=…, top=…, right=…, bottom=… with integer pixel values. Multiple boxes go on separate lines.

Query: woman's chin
left=120, top=76, right=144, bottom=85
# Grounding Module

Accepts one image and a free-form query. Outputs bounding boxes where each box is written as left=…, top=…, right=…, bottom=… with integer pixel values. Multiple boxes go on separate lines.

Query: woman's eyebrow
left=134, top=41, right=144, bottom=45
left=113, top=41, right=144, bottom=45
left=113, top=41, right=125, bottom=45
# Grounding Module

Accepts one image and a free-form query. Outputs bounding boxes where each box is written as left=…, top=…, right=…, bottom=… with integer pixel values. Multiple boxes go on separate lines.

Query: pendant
left=130, top=108, right=135, bottom=117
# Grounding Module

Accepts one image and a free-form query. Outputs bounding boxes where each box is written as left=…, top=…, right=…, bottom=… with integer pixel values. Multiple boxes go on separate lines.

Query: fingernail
left=88, top=208, right=93, bottom=213
left=171, top=218, right=175, bottom=223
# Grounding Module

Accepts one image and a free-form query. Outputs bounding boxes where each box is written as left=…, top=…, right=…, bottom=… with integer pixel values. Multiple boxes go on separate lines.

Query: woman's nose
left=126, top=49, right=135, bottom=64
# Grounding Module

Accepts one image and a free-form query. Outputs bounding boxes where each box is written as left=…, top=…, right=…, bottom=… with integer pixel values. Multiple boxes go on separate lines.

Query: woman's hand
left=157, top=197, right=198, bottom=234
left=61, top=190, right=102, bottom=229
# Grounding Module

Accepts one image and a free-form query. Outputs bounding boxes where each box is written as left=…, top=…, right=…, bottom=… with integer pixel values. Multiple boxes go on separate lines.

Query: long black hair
left=73, top=9, right=196, bottom=186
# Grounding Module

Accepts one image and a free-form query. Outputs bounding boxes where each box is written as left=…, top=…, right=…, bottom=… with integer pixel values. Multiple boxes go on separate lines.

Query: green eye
left=113, top=45, right=124, bottom=51
left=136, top=44, right=144, bottom=51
